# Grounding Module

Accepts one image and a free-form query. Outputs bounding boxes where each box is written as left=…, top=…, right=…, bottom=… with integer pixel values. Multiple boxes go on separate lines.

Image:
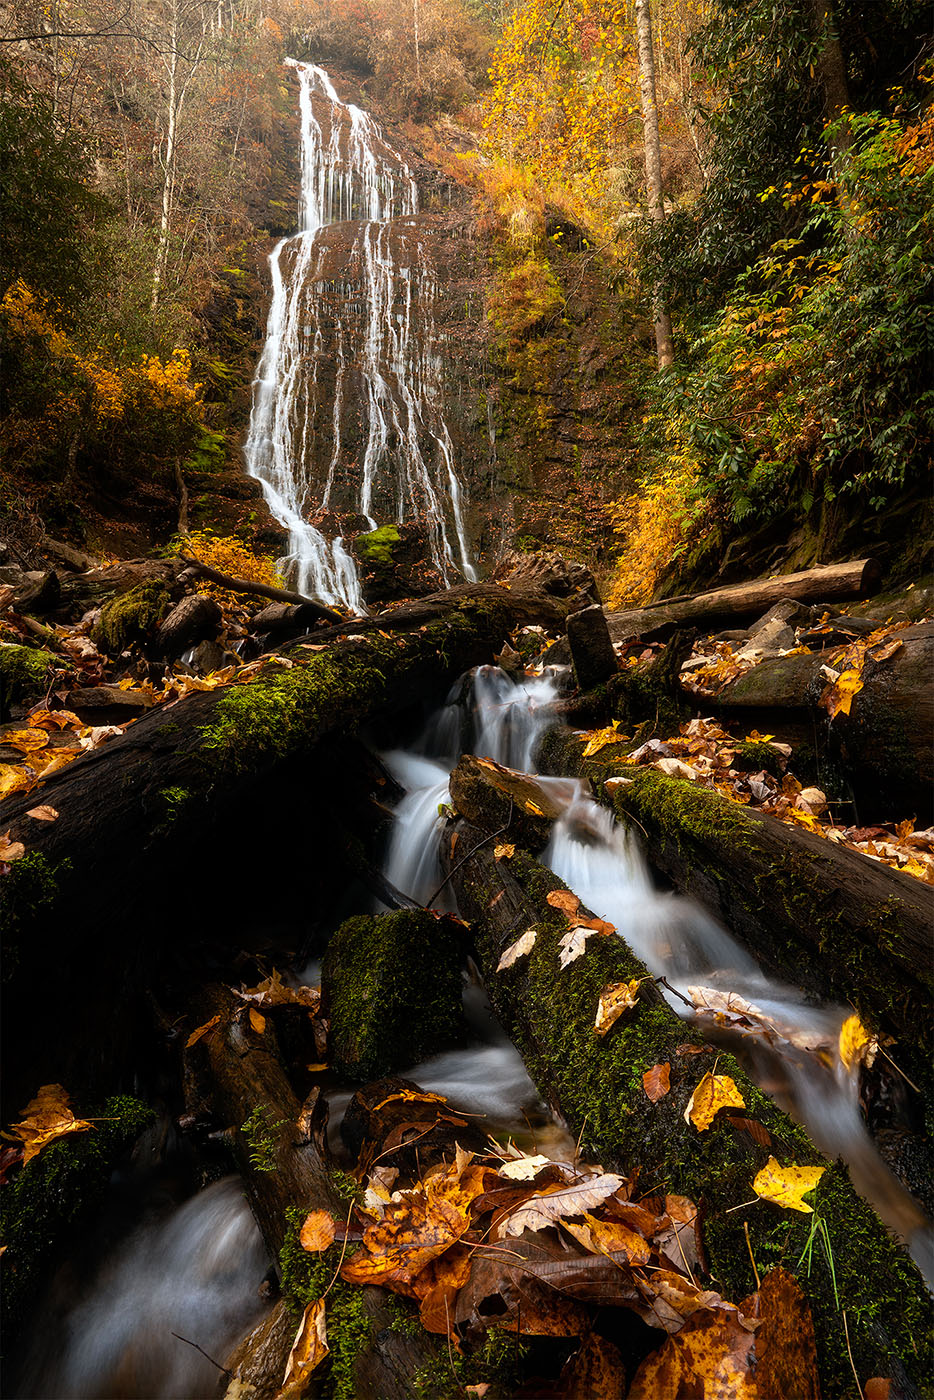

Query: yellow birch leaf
left=824, top=668, right=863, bottom=720
left=0, top=765, right=34, bottom=800
left=10, top=1084, right=94, bottom=1166
left=4, top=729, right=49, bottom=753
left=684, top=1072, right=745, bottom=1131
left=582, top=722, right=624, bottom=757
left=594, top=980, right=640, bottom=1035
left=752, top=1156, right=825, bottom=1212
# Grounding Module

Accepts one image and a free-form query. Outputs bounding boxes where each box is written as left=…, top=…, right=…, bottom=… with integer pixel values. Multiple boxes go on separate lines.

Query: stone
left=69, top=686, right=152, bottom=711
left=567, top=604, right=618, bottom=691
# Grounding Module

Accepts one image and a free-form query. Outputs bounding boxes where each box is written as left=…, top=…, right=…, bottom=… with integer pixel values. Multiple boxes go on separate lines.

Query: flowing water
left=21, top=665, right=930, bottom=1397
left=244, top=59, right=476, bottom=609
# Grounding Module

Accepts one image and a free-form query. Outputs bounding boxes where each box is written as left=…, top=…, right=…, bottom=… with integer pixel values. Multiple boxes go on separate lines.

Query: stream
left=15, top=663, right=930, bottom=1399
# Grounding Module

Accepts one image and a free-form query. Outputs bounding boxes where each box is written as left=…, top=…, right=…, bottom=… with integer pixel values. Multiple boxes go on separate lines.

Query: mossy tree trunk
left=444, top=819, right=932, bottom=1398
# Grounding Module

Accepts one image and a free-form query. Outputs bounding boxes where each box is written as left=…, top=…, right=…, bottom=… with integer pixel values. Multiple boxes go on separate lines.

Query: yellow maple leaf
left=10, top=1084, right=94, bottom=1166
left=594, top=980, right=641, bottom=1036
left=824, top=668, right=863, bottom=720
left=683, top=1072, right=745, bottom=1131
left=752, top=1156, right=825, bottom=1212
left=582, top=722, right=625, bottom=758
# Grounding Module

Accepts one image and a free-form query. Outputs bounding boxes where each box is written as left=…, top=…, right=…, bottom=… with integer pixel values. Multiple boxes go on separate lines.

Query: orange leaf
left=300, top=1209, right=337, bottom=1252
left=4, top=728, right=49, bottom=753
left=10, top=1083, right=93, bottom=1166
left=594, top=980, right=640, bottom=1035
left=546, top=888, right=581, bottom=919
left=277, top=1298, right=329, bottom=1397
left=0, top=830, right=26, bottom=861
left=25, top=805, right=58, bottom=822
left=186, top=1014, right=222, bottom=1048
left=249, top=1009, right=266, bottom=1034
left=643, top=1062, right=671, bottom=1102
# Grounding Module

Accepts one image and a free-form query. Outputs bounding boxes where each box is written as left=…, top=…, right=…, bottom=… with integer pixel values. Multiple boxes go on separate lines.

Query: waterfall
left=244, top=59, right=477, bottom=611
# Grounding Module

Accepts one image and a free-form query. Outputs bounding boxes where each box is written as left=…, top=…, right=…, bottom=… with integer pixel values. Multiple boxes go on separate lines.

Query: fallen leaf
left=499, top=1154, right=551, bottom=1181
left=186, top=1014, right=222, bottom=1048
left=9, top=1083, right=93, bottom=1166
left=497, top=928, right=537, bottom=970
left=582, top=722, right=624, bottom=757
left=627, top=1305, right=757, bottom=1397
left=493, top=843, right=515, bottom=860
left=0, top=765, right=36, bottom=800
left=559, top=925, right=595, bottom=968
left=27, top=709, right=82, bottom=731
left=300, top=1209, right=337, bottom=1252
left=500, top=1174, right=625, bottom=1237
left=547, top=888, right=581, bottom=918
left=248, top=1009, right=266, bottom=1034
left=0, top=831, right=26, bottom=861
left=277, top=1299, right=328, bottom=1398
left=371, top=1089, right=449, bottom=1112
left=684, top=1072, right=745, bottom=1131
left=25, top=805, right=59, bottom=822
left=752, top=1156, right=825, bottom=1213
left=643, top=1062, right=671, bottom=1102
left=3, top=728, right=49, bottom=753
left=236, top=970, right=320, bottom=1012
left=868, top=638, right=902, bottom=663
left=838, top=1012, right=876, bottom=1070
left=594, top=980, right=641, bottom=1035
left=824, top=667, right=863, bottom=720
left=562, top=1213, right=652, bottom=1265
left=739, top=1266, right=820, bottom=1400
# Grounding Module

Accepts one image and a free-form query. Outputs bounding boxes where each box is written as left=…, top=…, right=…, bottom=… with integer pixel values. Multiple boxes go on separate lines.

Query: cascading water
left=244, top=59, right=477, bottom=610
left=381, top=664, right=933, bottom=1277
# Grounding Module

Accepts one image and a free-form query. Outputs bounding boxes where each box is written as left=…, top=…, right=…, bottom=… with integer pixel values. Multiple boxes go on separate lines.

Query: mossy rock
left=323, top=910, right=467, bottom=1081
left=93, top=581, right=171, bottom=654
left=0, top=644, right=57, bottom=711
left=355, top=524, right=401, bottom=567
left=0, top=1093, right=153, bottom=1338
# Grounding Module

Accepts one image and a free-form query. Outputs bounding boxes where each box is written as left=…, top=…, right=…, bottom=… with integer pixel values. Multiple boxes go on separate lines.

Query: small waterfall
left=244, top=60, right=476, bottom=610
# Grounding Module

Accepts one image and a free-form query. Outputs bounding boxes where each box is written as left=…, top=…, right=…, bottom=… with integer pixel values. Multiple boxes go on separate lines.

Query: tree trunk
left=635, top=0, right=674, bottom=369
left=444, top=820, right=932, bottom=1398
left=805, top=0, right=852, bottom=162
left=607, top=557, right=881, bottom=641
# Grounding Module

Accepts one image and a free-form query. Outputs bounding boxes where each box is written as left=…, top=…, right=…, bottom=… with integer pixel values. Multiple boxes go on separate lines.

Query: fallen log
left=703, top=620, right=934, bottom=822
left=537, top=735, right=933, bottom=1092
left=0, top=585, right=563, bottom=1101
left=185, top=986, right=448, bottom=1400
left=177, top=554, right=344, bottom=623
left=444, top=820, right=933, bottom=1399
left=608, top=558, right=882, bottom=642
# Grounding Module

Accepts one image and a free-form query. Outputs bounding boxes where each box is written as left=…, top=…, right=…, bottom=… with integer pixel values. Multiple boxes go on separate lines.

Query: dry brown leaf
left=493, top=843, right=515, bottom=861
left=594, top=980, right=641, bottom=1035
left=0, top=830, right=26, bottom=861
left=248, top=1009, right=266, bottom=1034
left=558, top=926, right=595, bottom=968
left=684, top=1072, right=745, bottom=1131
left=10, top=1083, right=94, bottom=1166
left=739, top=1267, right=820, bottom=1400
left=627, top=1305, right=757, bottom=1397
left=546, top=888, right=581, bottom=919
left=752, top=1156, right=825, bottom=1213
left=186, top=1014, right=222, bottom=1048
left=500, top=1174, right=625, bottom=1237
left=497, top=929, right=537, bottom=971
left=276, top=1299, right=329, bottom=1398
left=300, top=1209, right=337, bottom=1253
left=25, top=805, right=59, bottom=822
left=236, top=970, right=320, bottom=1012
left=643, top=1062, right=671, bottom=1102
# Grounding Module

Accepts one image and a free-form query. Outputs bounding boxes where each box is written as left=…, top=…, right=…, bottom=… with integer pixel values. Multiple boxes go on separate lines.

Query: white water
left=244, top=59, right=476, bottom=610
left=381, top=665, right=932, bottom=1274
left=16, top=1179, right=269, bottom=1400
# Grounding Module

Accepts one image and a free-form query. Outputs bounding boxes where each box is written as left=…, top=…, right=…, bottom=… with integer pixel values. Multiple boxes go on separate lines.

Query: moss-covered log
left=323, top=910, right=468, bottom=1081
left=445, top=821, right=933, bottom=1398
left=184, top=985, right=449, bottom=1400
left=0, top=585, right=563, bottom=1102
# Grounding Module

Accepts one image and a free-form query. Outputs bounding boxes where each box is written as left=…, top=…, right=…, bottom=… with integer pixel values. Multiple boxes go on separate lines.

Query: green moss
left=0, top=644, right=57, bottom=708
left=355, top=524, right=401, bottom=566
left=323, top=910, right=467, bottom=1081
left=0, top=853, right=69, bottom=970
left=733, top=739, right=786, bottom=778
left=462, top=849, right=933, bottom=1397
left=93, top=581, right=171, bottom=654
left=279, top=1210, right=373, bottom=1400
left=0, top=1094, right=153, bottom=1337
left=158, top=786, right=190, bottom=823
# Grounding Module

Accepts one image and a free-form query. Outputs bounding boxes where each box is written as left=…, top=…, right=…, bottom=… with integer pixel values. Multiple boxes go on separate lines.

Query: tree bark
left=635, top=0, right=674, bottom=369
left=177, top=554, right=345, bottom=620
left=443, top=820, right=932, bottom=1397
left=805, top=0, right=852, bottom=162
left=607, top=557, right=881, bottom=641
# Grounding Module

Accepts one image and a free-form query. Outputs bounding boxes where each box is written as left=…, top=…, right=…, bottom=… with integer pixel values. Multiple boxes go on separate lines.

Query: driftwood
left=177, top=554, right=344, bottom=623
left=443, top=816, right=932, bottom=1398
left=608, top=558, right=882, bottom=642
left=185, top=987, right=447, bottom=1400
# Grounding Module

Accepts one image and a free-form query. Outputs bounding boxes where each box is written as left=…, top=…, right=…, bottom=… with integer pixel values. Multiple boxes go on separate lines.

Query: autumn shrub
left=607, top=452, right=709, bottom=606
left=177, top=529, right=284, bottom=598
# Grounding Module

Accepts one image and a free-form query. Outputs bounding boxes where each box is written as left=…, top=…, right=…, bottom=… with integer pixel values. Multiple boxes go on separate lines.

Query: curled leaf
left=26, top=805, right=59, bottom=822
left=497, top=929, right=537, bottom=970
left=186, top=1014, right=222, bottom=1048
left=594, top=980, right=641, bottom=1036
left=277, top=1299, right=329, bottom=1397
left=10, top=1084, right=93, bottom=1166
left=493, top=843, right=515, bottom=861
left=684, top=1072, right=745, bottom=1131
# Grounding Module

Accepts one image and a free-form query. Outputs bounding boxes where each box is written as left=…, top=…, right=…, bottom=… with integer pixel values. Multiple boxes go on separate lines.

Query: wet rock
left=92, top=581, right=173, bottom=655
left=567, top=604, right=618, bottom=691
left=322, top=909, right=467, bottom=1081
left=13, top=570, right=61, bottom=616
left=493, top=549, right=600, bottom=603
left=188, top=639, right=238, bottom=675
left=69, top=685, right=153, bottom=713
left=156, top=593, right=222, bottom=658
left=352, top=522, right=443, bottom=604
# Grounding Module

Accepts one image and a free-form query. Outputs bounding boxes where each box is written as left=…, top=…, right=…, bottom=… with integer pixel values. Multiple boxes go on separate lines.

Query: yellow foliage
left=752, top=1156, right=825, bottom=1213
left=179, top=530, right=283, bottom=599
left=607, top=453, right=705, bottom=607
